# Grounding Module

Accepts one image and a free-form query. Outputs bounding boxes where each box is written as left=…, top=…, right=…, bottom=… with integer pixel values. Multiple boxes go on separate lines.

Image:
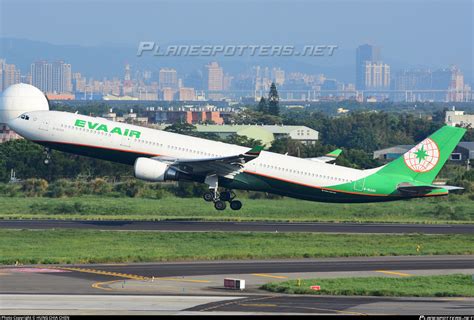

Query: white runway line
left=0, top=294, right=241, bottom=313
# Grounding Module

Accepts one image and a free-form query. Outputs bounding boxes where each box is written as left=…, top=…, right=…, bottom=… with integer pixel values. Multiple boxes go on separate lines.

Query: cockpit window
left=20, top=114, right=30, bottom=120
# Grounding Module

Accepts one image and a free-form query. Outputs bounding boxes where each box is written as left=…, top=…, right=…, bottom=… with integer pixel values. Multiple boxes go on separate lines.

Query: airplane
left=0, top=84, right=466, bottom=210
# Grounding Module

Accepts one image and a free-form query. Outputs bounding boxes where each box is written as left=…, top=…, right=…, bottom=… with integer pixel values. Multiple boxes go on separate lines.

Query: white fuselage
left=8, top=110, right=377, bottom=189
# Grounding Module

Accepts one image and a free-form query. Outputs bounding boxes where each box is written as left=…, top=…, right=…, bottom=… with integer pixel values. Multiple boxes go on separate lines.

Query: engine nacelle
left=134, top=157, right=180, bottom=182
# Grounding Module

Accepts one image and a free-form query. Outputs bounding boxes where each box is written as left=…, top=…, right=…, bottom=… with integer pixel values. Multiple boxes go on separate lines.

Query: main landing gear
left=43, top=147, right=52, bottom=165
left=203, top=190, right=242, bottom=211
left=202, top=174, right=242, bottom=211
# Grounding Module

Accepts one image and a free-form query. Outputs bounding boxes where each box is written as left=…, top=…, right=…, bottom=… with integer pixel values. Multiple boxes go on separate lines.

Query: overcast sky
left=0, top=0, right=472, bottom=73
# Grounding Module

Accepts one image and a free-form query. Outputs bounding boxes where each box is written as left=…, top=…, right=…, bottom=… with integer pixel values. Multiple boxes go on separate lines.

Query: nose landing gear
left=43, top=147, right=52, bottom=165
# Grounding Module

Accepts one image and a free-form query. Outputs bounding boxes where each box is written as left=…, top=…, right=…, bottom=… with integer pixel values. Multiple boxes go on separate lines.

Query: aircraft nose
left=7, top=116, right=25, bottom=136
left=7, top=116, right=19, bottom=130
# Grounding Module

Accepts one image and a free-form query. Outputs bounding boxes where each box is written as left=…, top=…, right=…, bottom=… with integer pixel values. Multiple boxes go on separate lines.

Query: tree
left=164, top=122, right=196, bottom=134
left=268, top=82, right=280, bottom=116
left=224, top=134, right=262, bottom=148
left=257, top=97, right=268, bottom=113
left=229, top=109, right=282, bottom=125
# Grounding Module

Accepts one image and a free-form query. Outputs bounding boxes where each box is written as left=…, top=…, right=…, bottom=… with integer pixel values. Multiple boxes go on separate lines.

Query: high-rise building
left=52, top=61, right=72, bottom=93
left=364, top=62, right=390, bottom=90
left=0, top=60, right=21, bottom=91
left=0, top=59, right=4, bottom=91
left=394, top=69, right=432, bottom=91
left=31, top=61, right=52, bottom=92
left=272, top=67, right=285, bottom=86
left=356, top=44, right=381, bottom=90
left=206, top=62, right=223, bottom=91
left=448, top=66, right=465, bottom=102
left=161, top=87, right=176, bottom=101
left=159, top=68, right=178, bottom=89
left=31, top=60, right=72, bottom=93
left=72, top=72, right=86, bottom=92
left=223, top=74, right=233, bottom=91
left=179, top=87, right=196, bottom=101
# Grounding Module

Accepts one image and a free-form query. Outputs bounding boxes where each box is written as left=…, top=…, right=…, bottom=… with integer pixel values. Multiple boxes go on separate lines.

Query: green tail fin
left=326, top=148, right=342, bottom=158
left=378, top=125, right=466, bottom=184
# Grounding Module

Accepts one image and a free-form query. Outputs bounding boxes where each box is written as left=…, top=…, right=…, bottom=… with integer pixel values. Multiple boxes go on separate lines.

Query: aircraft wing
left=307, top=149, right=342, bottom=164
left=152, top=145, right=264, bottom=178
left=397, top=182, right=463, bottom=195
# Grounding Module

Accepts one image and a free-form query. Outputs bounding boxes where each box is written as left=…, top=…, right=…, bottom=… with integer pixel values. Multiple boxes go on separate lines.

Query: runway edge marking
left=53, top=267, right=149, bottom=280
left=375, top=270, right=413, bottom=277
left=252, top=273, right=289, bottom=279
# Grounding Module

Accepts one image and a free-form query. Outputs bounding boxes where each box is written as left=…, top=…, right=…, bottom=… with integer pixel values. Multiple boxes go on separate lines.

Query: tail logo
left=403, top=138, right=440, bottom=172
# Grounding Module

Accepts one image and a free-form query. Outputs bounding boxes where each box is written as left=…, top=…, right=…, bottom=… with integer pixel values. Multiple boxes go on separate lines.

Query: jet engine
left=134, top=157, right=180, bottom=182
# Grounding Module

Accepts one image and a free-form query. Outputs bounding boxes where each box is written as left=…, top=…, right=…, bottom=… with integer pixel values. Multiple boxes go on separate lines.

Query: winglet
left=325, top=149, right=342, bottom=159
left=243, top=145, right=264, bottom=161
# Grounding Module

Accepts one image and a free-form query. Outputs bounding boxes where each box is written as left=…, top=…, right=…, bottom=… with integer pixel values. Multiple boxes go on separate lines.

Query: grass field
left=1, top=229, right=474, bottom=265
left=262, top=274, right=474, bottom=297
left=0, top=195, right=473, bottom=224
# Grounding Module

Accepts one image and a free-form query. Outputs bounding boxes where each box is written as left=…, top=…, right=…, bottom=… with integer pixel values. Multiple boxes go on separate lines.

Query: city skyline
left=0, top=51, right=471, bottom=103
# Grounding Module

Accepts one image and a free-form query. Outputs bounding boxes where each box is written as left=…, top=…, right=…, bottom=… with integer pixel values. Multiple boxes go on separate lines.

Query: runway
left=2, top=221, right=474, bottom=314
left=2, top=219, right=474, bottom=234
left=1, top=255, right=474, bottom=315
left=43, top=255, right=474, bottom=278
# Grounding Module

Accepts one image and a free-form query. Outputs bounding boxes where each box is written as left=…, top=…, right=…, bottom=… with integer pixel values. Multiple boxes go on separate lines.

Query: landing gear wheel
left=203, top=191, right=214, bottom=202
left=214, top=200, right=227, bottom=211
left=230, top=200, right=242, bottom=211
left=43, top=147, right=51, bottom=165
left=220, top=191, right=233, bottom=202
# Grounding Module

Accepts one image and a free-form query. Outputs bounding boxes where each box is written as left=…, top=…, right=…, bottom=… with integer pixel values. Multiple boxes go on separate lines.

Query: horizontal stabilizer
left=397, top=182, right=463, bottom=195
left=307, top=148, right=342, bottom=164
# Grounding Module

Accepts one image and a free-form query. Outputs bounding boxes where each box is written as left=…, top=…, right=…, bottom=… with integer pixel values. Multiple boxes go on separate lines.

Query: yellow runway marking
left=0, top=272, right=11, bottom=276
left=58, top=266, right=211, bottom=289
left=157, top=278, right=211, bottom=283
left=375, top=270, right=413, bottom=277
left=91, top=280, right=122, bottom=291
left=56, top=267, right=148, bottom=280
left=252, top=273, right=288, bottom=279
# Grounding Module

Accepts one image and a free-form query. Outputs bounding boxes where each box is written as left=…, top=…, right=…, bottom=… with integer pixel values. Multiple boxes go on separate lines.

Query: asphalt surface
left=3, top=294, right=473, bottom=315
left=2, top=219, right=474, bottom=234
left=2, top=256, right=474, bottom=315
left=186, top=295, right=474, bottom=315
left=58, top=255, right=474, bottom=278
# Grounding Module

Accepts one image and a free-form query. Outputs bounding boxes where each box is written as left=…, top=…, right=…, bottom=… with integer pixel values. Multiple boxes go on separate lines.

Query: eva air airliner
left=0, top=84, right=466, bottom=210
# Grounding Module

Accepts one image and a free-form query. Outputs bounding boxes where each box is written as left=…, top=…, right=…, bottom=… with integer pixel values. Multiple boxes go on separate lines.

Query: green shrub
left=0, top=183, right=22, bottom=197
left=21, top=178, right=49, bottom=197
left=173, top=181, right=195, bottom=198
left=91, top=178, right=112, bottom=195
left=114, top=179, right=145, bottom=197
left=46, top=179, right=78, bottom=198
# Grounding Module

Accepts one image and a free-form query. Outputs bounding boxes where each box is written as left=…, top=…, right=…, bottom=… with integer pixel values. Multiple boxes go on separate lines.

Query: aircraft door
left=120, top=136, right=132, bottom=147
left=353, top=178, right=365, bottom=192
